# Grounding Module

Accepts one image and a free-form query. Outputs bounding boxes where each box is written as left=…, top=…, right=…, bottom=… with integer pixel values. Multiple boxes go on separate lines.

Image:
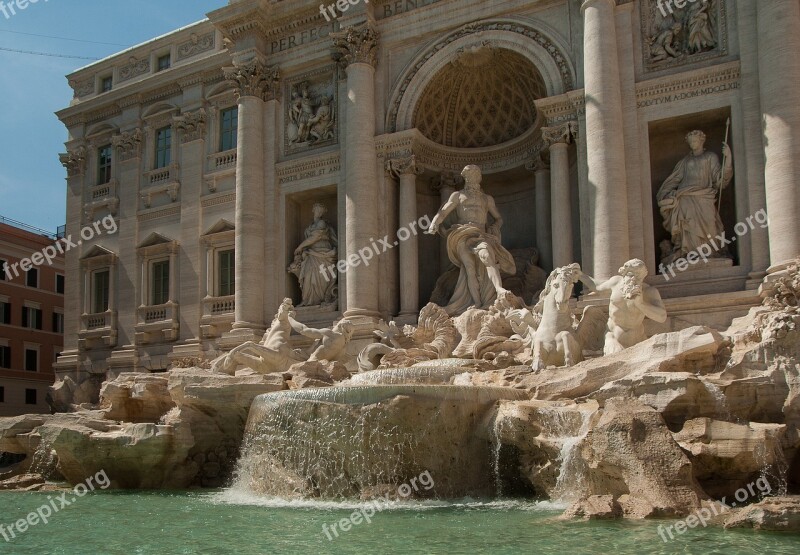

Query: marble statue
left=656, top=130, right=733, bottom=264
left=211, top=299, right=303, bottom=375
left=426, top=165, right=516, bottom=315
left=210, top=299, right=353, bottom=374
left=529, top=264, right=605, bottom=371
left=687, top=1, right=716, bottom=53
left=290, top=85, right=316, bottom=145
left=649, top=22, right=683, bottom=62
left=288, top=203, right=338, bottom=307
left=588, top=259, right=667, bottom=355
left=308, top=95, right=335, bottom=143
left=288, top=83, right=336, bottom=147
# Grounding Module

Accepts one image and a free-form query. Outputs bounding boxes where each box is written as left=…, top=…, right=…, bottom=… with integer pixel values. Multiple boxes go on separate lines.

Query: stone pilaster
left=757, top=0, right=800, bottom=270
left=111, top=128, right=143, bottom=349
left=526, top=150, right=552, bottom=271
left=542, top=122, right=578, bottom=269
left=223, top=57, right=279, bottom=337
left=387, top=155, right=423, bottom=317
left=582, top=0, right=630, bottom=280
left=332, top=24, right=381, bottom=320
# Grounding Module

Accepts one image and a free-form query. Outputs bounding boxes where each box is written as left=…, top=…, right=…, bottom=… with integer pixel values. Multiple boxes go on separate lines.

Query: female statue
left=288, top=203, right=338, bottom=307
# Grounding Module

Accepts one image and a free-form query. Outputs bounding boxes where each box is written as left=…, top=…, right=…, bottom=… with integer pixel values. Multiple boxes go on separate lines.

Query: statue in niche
left=210, top=298, right=352, bottom=374
left=426, top=165, right=516, bottom=316
left=288, top=202, right=338, bottom=308
left=287, top=82, right=336, bottom=147
left=586, top=259, right=668, bottom=355
left=656, top=130, right=733, bottom=265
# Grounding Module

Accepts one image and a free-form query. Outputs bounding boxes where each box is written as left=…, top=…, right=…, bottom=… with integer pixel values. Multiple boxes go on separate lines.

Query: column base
left=218, top=325, right=266, bottom=349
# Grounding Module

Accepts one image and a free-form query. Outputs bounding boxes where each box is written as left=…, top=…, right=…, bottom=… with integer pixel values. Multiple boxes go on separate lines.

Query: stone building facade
left=55, top=0, right=799, bottom=379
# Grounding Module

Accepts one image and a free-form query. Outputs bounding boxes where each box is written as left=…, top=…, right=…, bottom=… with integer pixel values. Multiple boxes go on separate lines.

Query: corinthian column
left=757, top=0, right=800, bottom=270
left=388, top=155, right=423, bottom=317
left=582, top=0, right=630, bottom=280
left=543, top=122, right=578, bottom=269
left=526, top=150, right=552, bottom=271
left=223, top=57, right=279, bottom=337
left=332, top=24, right=381, bottom=320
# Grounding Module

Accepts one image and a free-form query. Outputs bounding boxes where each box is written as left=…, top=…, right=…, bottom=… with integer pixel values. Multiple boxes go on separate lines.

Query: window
left=52, top=312, right=64, bottom=334
left=26, top=268, right=38, bottom=288
left=97, top=145, right=112, bottom=185
left=0, top=259, right=6, bottom=280
left=22, top=306, right=42, bottom=330
left=0, top=346, right=10, bottom=369
left=101, top=75, right=113, bottom=93
left=0, top=386, right=4, bottom=403
left=152, top=260, right=170, bottom=305
left=155, top=126, right=172, bottom=169
left=92, top=270, right=110, bottom=313
left=218, top=250, right=235, bottom=297
left=24, top=348, right=38, bottom=372
left=220, top=107, right=238, bottom=151
left=56, top=274, right=65, bottom=294
left=0, top=301, right=9, bottom=325
left=25, top=389, right=36, bottom=405
left=157, top=53, right=171, bottom=72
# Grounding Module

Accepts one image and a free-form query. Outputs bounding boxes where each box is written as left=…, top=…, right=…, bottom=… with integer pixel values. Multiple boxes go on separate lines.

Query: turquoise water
left=0, top=490, right=798, bottom=555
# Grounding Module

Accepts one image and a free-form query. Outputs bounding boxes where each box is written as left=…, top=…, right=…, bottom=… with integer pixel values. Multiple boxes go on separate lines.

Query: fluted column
left=332, top=24, right=381, bottom=319
left=223, top=58, right=279, bottom=335
left=543, top=122, right=577, bottom=269
left=757, top=0, right=800, bottom=270
left=526, top=151, right=552, bottom=271
left=388, top=155, right=423, bottom=317
left=582, top=0, right=629, bottom=280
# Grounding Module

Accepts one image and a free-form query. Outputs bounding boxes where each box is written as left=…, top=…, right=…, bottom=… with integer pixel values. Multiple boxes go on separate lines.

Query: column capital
left=174, top=109, right=207, bottom=144
left=387, top=155, right=423, bottom=179
left=331, top=23, right=379, bottom=69
left=525, top=147, right=550, bottom=173
left=223, top=57, right=281, bottom=102
left=429, top=171, right=462, bottom=193
left=112, top=128, right=143, bottom=162
left=60, top=145, right=87, bottom=177
left=542, top=121, right=578, bottom=148
left=581, top=0, right=619, bottom=12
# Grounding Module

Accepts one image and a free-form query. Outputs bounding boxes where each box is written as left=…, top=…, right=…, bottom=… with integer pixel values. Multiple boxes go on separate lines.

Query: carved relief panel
left=284, top=68, right=338, bottom=155
left=642, top=0, right=728, bottom=72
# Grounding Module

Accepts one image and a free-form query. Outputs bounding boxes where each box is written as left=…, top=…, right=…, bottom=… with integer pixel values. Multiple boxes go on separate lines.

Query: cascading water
left=231, top=379, right=527, bottom=500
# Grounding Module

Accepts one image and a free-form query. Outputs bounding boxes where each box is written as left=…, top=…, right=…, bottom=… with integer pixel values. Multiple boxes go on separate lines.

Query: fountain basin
left=235, top=385, right=528, bottom=499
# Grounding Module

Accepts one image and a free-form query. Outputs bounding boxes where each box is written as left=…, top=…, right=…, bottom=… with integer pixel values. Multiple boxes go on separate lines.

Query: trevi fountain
left=2, top=0, right=800, bottom=553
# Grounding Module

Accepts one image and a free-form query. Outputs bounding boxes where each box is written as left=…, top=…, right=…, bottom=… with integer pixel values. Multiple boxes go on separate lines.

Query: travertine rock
left=674, top=418, right=789, bottom=499
left=100, top=373, right=175, bottom=423
left=571, top=398, right=705, bottom=519
left=723, top=496, right=800, bottom=531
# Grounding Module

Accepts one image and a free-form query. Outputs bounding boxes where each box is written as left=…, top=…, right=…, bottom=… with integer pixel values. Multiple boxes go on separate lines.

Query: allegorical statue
left=656, top=129, right=732, bottom=264
left=426, top=165, right=516, bottom=315
left=288, top=203, right=338, bottom=307
left=587, top=259, right=667, bottom=355
left=210, top=299, right=353, bottom=374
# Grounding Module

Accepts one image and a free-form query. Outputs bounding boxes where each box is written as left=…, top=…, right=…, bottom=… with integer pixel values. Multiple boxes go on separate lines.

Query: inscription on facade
left=376, top=0, right=445, bottom=19
left=270, top=24, right=334, bottom=54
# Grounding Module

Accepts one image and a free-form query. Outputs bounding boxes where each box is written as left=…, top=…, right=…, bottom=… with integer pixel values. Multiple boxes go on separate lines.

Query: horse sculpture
left=530, top=263, right=605, bottom=371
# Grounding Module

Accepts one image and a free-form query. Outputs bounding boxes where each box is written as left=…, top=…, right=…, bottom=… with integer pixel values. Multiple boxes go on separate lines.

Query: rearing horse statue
left=530, top=263, right=605, bottom=371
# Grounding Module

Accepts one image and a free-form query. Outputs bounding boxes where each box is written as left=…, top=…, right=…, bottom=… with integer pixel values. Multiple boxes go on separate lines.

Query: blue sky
left=0, top=0, right=224, bottom=233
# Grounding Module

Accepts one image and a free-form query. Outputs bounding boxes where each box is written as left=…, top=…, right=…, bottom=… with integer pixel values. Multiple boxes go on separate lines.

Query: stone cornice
left=112, top=128, right=143, bottom=161
left=60, top=146, right=87, bottom=177
left=174, top=109, right=207, bottom=143
left=635, top=61, right=740, bottom=109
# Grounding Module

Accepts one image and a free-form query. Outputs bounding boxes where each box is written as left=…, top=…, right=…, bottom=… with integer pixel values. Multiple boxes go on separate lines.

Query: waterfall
left=232, top=384, right=527, bottom=500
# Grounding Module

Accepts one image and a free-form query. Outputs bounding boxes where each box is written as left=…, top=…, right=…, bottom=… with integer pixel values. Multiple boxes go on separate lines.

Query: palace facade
left=55, top=0, right=799, bottom=381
